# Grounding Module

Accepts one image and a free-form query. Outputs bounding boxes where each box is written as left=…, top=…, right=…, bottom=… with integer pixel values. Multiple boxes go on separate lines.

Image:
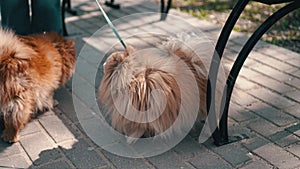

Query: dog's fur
left=0, top=28, right=76, bottom=142
left=98, top=33, right=226, bottom=142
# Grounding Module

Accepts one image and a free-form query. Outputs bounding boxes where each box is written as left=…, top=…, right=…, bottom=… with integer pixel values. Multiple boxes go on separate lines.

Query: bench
left=207, top=0, right=300, bottom=146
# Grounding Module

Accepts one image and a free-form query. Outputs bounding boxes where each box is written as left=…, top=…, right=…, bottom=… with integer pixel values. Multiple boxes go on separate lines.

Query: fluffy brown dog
left=98, top=34, right=225, bottom=143
left=0, top=28, right=76, bottom=142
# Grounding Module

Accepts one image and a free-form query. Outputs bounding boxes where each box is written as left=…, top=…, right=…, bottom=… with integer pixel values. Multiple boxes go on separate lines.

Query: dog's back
left=18, top=32, right=76, bottom=85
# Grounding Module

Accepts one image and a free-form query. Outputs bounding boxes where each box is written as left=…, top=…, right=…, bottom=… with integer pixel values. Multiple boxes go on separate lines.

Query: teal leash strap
left=95, top=0, right=127, bottom=49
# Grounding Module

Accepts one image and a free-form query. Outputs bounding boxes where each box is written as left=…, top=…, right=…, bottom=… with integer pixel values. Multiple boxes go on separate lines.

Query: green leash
left=95, top=0, right=127, bottom=49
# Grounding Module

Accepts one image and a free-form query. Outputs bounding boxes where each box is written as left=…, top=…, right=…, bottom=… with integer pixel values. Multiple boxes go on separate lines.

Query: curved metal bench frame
left=207, top=0, right=300, bottom=146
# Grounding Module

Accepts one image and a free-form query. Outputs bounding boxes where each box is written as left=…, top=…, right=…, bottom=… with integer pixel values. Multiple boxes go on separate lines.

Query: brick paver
left=0, top=0, right=299, bottom=168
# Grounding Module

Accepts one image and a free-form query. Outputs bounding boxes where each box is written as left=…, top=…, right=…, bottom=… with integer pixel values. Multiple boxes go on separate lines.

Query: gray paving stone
left=73, top=35, right=88, bottom=52
left=252, top=64, right=293, bottom=82
left=249, top=51, right=296, bottom=72
left=227, top=41, right=243, bottom=53
left=286, top=77, right=300, bottom=90
left=228, top=123, right=253, bottom=140
left=173, top=136, right=207, bottom=160
left=0, top=141, right=21, bottom=158
left=210, top=143, right=252, bottom=167
left=283, top=104, right=300, bottom=119
left=254, top=143, right=300, bottom=169
left=249, top=74, right=295, bottom=94
left=31, top=149, right=64, bottom=167
left=72, top=82, right=97, bottom=108
left=239, top=67, right=264, bottom=79
left=185, top=17, right=220, bottom=33
left=36, top=160, right=74, bottom=169
left=248, top=87, right=295, bottom=109
left=240, top=159, right=273, bottom=169
left=77, top=3, right=99, bottom=12
left=243, top=57, right=265, bottom=69
left=242, top=137, right=269, bottom=151
left=71, top=96, right=98, bottom=123
left=52, top=107, right=84, bottom=139
left=20, top=132, right=60, bottom=165
left=284, top=57, right=300, bottom=68
left=19, top=120, right=42, bottom=136
left=147, top=151, right=191, bottom=169
left=75, top=59, right=98, bottom=84
left=235, top=76, right=260, bottom=91
left=188, top=151, right=232, bottom=169
left=246, top=118, right=282, bottom=137
left=54, top=87, right=78, bottom=123
left=259, top=45, right=298, bottom=61
left=287, top=68, right=300, bottom=79
left=268, top=130, right=299, bottom=147
left=64, top=22, right=86, bottom=37
left=72, top=19, right=95, bottom=31
left=39, top=115, right=76, bottom=143
left=284, top=89, right=300, bottom=103
left=60, top=139, right=107, bottom=169
left=229, top=103, right=258, bottom=122
left=232, top=90, right=259, bottom=107
left=286, top=142, right=300, bottom=158
left=102, top=140, right=145, bottom=159
left=79, top=46, right=104, bottom=69
left=230, top=33, right=249, bottom=45
left=250, top=102, right=297, bottom=127
left=285, top=123, right=300, bottom=136
left=102, top=151, right=152, bottom=169
left=0, top=154, right=31, bottom=169
left=275, top=133, right=300, bottom=147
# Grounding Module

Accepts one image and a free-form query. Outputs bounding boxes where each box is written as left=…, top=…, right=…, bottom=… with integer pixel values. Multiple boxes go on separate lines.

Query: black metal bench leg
left=104, top=0, right=120, bottom=9
left=207, top=0, right=250, bottom=146
left=62, top=0, right=68, bottom=36
left=62, top=0, right=77, bottom=36
left=208, top=0, right=300, bottom=146
left=221, top=1, right=300, bottom=141
left=160, top=0, right=172, bottom=20
left=66, top=0, right=77, bottom=15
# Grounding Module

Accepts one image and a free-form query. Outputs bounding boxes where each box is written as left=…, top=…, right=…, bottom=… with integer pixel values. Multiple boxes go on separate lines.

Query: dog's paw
left=1, top=130, right=19, bottom=143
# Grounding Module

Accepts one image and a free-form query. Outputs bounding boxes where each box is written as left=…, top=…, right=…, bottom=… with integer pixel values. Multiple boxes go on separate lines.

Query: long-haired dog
left=98, top=33, right=226, bottom=143
left=0, top=28, right=76, bottom=142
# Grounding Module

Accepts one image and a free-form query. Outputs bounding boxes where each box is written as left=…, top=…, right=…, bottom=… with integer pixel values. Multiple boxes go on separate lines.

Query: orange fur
left=98, top=34, right=223, bottom=143
left=0, top=28, right=76, bottom=142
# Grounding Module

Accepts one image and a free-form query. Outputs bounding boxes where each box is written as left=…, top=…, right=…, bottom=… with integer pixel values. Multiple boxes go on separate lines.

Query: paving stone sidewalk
left=0, top=0, right=300, bottom=168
